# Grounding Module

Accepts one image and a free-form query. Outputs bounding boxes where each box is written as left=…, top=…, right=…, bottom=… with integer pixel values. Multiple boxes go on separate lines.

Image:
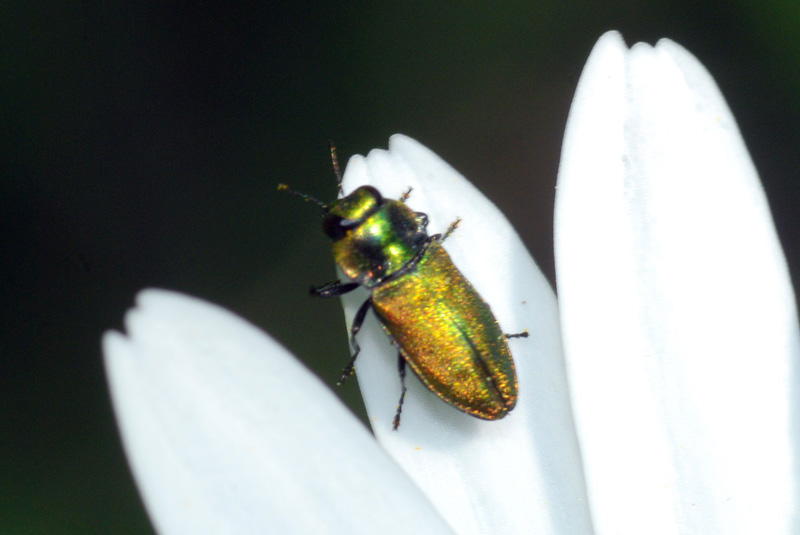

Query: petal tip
left=597, top=29, right=626, bottom=46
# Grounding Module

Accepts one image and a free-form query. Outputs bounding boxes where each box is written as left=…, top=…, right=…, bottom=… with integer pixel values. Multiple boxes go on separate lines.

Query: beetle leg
left=310, top=280, right=360, bottom=298
left=437, top=217, right=462, bottom=243
left=337, top=297, right=372, bottom=385
left=505, top=329, right=529, bottom=339
left=399, top=186, right=413, bottom=202
left=392, top=353, right=408, bottom=431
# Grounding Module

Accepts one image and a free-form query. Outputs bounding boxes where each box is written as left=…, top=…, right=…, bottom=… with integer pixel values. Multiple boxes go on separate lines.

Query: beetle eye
left=322, top=214, right=348, bottom=241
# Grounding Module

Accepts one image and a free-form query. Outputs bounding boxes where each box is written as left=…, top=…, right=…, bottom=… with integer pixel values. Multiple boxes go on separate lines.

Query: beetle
left=279, top=143, right=526, bottom=429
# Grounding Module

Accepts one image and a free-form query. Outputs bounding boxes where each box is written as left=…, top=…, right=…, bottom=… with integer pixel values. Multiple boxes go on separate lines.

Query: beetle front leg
left=399, top=186, right=413, bottom=203
left=311, top=280, right=360, bottom=298
left=392, top=353, right=408, bottom=431
left=431, top=217, right=461, bottom=244
left=337, top=297, right=372, bottom=385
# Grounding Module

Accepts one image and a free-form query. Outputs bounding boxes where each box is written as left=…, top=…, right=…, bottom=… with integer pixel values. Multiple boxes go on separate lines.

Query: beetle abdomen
left=371, top=241, right=518, bottom=419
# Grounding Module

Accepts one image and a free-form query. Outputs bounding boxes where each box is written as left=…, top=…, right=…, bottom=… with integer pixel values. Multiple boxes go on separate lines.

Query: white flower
left=555, top=31, right=800, bottom=534
left=104, top=31, right=799, bottom=534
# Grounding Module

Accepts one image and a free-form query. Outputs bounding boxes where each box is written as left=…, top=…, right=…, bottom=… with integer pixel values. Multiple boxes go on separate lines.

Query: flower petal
left=337, top=135, right=592, bottom=534
left=103, top=289, right=452, bottom=535
left=555, top=31, right=800, bottom=534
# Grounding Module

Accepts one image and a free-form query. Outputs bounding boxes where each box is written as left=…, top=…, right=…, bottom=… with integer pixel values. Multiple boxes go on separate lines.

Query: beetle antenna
left=277, top=183, right=328, bottom=210
left=328, top=140, right=343, bottom=195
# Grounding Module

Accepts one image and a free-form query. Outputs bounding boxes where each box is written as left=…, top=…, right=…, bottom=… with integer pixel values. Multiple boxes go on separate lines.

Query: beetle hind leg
left=392, top=353, right=408, bottom=431
left=337, top=297, right=372, bottom=385
left=505, top=329, right=529, bottom=339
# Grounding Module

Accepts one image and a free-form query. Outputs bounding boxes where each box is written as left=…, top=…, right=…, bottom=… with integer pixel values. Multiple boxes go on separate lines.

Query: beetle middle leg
left=428, top=217, right=462, bottom=245
left=392, top=353, right=408, bottom=431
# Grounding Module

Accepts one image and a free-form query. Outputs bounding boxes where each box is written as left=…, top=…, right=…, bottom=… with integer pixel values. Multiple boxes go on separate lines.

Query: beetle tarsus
left=505, top=329, right=529, bottom=339
left=336, top=298, right=372, bottom=385
left=337, top=355, right=357, bottom=385
left=392, top=354, right=408, bottom=430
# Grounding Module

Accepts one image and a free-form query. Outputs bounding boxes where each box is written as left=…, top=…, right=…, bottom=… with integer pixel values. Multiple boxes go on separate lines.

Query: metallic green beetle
left=279, top=149, right=525, bottom=429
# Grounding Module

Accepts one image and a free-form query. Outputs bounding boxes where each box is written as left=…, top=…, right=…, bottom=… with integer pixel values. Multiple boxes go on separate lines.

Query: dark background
left=2, top=2, right=798, bottom=533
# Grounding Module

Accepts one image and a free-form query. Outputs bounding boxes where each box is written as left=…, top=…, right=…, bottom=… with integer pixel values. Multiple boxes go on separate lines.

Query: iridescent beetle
left=279, top=143, right=526, bottom=429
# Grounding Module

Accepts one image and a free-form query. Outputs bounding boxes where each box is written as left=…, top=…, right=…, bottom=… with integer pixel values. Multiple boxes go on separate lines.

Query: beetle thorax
left=330, top=198, right=428, bottom=287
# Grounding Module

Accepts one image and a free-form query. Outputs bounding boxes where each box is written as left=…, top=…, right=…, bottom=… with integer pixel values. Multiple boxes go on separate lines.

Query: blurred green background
left=2, top=2, right=798, bottom=533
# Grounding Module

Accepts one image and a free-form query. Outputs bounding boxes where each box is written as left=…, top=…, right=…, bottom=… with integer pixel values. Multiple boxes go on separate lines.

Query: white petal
left=337, top=135, right=592, bottom=534
left=555, top=31, right=800, bottom=534
left=103, top=289, right=452, bottom=535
